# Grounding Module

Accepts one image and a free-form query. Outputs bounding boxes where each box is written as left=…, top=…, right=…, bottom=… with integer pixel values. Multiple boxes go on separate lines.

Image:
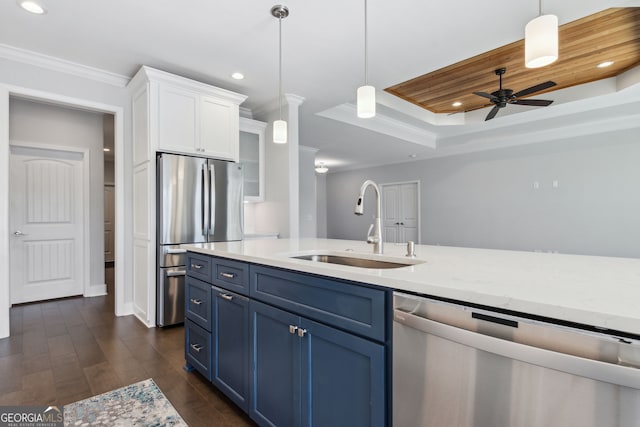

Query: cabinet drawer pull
left=191, top=263, right=203, bottom=270
left=289, top=325, right=298, bottom=334
left=220, top=293, right=233, bottom=301
left=297, top=328, right=307, bottom=338
left=220, top=272, right=236, bottom=279
left=190, top=298, right=202, bottom=305
left=190, top=343, right=203, bottom=353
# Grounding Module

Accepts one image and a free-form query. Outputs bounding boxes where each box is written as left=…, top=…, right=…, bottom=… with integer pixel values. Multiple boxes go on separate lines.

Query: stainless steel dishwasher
left=393, top=291, right=640, bottom=427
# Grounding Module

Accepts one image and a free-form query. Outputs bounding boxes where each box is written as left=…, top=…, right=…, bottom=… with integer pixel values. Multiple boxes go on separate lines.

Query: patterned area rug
left=64, top=378, right=187, bottom=426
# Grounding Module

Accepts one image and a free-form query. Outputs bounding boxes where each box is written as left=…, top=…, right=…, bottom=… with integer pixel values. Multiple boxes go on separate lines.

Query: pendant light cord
left=278, top=14, right=283, bottom=121
left=364, top=0, right=368, bottom=85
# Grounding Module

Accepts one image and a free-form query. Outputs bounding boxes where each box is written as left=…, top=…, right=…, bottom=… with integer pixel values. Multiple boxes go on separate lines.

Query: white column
left=0, top=86, right=10, bottom=338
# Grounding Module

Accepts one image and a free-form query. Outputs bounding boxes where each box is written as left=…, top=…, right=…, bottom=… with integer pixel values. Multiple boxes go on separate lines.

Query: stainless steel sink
left=291, top=254, right=421, bottom=269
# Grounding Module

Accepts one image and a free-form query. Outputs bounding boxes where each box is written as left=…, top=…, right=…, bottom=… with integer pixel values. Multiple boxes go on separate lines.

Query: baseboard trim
left=84, top=284, right=107, bottom=298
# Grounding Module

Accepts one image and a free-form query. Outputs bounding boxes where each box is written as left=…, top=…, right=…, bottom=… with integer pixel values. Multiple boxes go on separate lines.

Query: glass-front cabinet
left=239, top=117, right=266, bottom=202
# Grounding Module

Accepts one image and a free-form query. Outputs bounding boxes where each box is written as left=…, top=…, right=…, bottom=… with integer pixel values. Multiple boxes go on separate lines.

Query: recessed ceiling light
left=18, top=0, right=46, bottom=14
left=103, top=148, right=110, bottom=152
left=231, top=72, right=244, bottom=80
left=597, top=61, right=614, bottom=68
left=409, top=154, right=417, bottom=158
left=452, top=101, right=462, bottom=107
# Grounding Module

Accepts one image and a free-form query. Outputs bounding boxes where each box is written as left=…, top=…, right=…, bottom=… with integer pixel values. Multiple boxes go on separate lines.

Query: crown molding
left=0, top=43, right=130, bottom=87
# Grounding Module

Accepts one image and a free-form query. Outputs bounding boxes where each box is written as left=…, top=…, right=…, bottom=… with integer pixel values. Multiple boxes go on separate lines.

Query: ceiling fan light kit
left=272, top=4, right=289, bottom=144
left=525, top=0, right=558, bottom=68
left=357, top=0, right=376, bottom=118
left=473, top=68, right=556, bottom=121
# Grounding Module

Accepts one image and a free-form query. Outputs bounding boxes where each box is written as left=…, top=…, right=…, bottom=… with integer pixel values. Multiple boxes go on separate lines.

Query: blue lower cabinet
left=301, top=318, right=385, bottom=427
left=250, top=300, right=301, bottom=427
left=249, top=300, right=386, bottom=427
left=211, top=286, right=250, bottom=412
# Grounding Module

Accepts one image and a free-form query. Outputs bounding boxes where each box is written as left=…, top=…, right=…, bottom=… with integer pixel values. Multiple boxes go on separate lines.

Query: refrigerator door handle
left=166, top=270, right=186, bottom=277
left=209, top=163, right=216, bottom=235
left=202, top=163, right=209, bottom=236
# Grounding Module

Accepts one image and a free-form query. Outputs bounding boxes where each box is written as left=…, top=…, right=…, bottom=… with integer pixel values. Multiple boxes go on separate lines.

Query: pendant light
left=525, top=0, right=558, bottom=68
left=271, top=5, right=289, bottom=144
left=357, top=0, right=375, bottom=118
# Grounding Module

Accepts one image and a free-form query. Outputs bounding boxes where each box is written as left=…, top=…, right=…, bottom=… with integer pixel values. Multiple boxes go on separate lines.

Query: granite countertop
left=182, top=238, right=640, bottom=336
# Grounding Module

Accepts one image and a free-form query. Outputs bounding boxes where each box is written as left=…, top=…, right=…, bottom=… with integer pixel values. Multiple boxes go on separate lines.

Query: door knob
left=13, top=230, right=27, bottom=236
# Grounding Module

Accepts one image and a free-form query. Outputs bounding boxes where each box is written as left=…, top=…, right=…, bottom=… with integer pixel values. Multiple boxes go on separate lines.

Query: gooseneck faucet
left=354, top=180, right=383, bottom=254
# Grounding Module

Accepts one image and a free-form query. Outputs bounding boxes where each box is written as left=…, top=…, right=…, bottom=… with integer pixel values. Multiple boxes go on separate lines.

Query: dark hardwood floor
left=0, top=269, right=255, bottom=427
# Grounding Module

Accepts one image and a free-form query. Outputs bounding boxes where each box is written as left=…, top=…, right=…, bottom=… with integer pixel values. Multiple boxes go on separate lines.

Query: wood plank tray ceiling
left=385, top=8, right=640, bottom=114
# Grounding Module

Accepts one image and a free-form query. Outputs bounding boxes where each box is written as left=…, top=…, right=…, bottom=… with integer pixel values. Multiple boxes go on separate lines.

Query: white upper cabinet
left=158, top=84, right=198, bottom=154
left=239, top=118, right=266, bottom=202
left=200, top=95, right=239, bottom=160
left=130, top=66, right=247, bottom=162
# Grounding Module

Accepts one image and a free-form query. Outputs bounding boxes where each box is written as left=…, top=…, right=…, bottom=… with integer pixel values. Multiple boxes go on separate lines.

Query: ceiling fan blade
left=512, top=81, right=557, bottom=98
left=473, top=91, right=498, bottom=102
left=511, top=99, right=554, bottom=107
left=485, top=105, right=500, bottom=121
left=447, top=103, right=493, bottom=115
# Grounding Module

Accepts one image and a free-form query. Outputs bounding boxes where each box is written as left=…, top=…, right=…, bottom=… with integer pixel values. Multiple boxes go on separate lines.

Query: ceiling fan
left=473, top=68, right=556, bottom=121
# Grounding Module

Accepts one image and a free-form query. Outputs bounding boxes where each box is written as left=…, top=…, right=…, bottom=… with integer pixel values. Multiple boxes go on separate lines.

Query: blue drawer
left=185, top=319, right=212, bottom=381
left=250, top=265, right=387, bottom=342
left=185, top=276, right=211, bottom=331
left=213, top=257, right=249, bottom=296
left=186, top=252, right=212, bottom=283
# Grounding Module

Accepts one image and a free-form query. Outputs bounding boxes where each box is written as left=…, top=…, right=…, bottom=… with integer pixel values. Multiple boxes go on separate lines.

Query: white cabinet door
left=158, top=84, right=199, bottom=155
left=239, top=118, right=266, bottom=202
left=200, top=95, right=239, bottom=161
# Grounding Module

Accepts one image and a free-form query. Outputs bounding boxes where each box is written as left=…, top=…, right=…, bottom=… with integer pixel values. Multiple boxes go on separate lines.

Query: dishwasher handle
left=394, top=308, right=640, bottom=390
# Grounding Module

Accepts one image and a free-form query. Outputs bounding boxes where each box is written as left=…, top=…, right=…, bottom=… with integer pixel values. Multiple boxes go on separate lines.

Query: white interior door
left=382, top=182, right=420, bottom=244
left=383, top=185, right=401, bottom=244
left=9, top=145, right=85, bottom=304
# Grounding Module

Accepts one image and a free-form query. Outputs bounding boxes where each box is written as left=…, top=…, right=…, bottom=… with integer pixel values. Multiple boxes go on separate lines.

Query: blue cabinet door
left=250, top=300, right=301, bottom=427
left=212, top=286, right=250, bottom=412
left=301, top=318, right=386, bottom=427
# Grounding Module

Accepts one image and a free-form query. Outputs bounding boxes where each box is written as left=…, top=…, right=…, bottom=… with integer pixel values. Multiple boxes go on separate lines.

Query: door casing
left=0, top=84, right=127, bottom=339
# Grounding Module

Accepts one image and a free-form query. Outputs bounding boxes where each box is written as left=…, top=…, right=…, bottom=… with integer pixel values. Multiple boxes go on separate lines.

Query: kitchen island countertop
left=182, top=238, right=640, bottom=336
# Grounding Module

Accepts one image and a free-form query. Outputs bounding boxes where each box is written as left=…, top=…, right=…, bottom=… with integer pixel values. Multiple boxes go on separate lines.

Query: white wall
left=299, top=146, right=317, bottom=238
left=326, top=127, right=640, bottom=258
left=0, top=56, right=131, bottom=338
left=10, top=98, right=106, bottom=293
left=253, top=94, right=304, bottom=238
left=316, top=172, right=327, bottom=238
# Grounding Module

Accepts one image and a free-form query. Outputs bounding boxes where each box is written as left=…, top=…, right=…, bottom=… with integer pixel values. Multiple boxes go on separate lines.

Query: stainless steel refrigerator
left=156, top=153, right=243, bottom=327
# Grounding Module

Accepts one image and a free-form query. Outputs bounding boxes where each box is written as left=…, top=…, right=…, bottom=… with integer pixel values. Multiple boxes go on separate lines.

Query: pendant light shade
left=357, top=0, right=375, bottom=118
left=525, top=1, right=558, bottom=69
left=273, top=120, right=287, bottom=144
left=357, top=85, right=376, bottom=119
left=271, top=5, right=289, bottom=143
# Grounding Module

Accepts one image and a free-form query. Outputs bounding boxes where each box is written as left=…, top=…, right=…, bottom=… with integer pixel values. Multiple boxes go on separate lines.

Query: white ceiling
left=1, top=0, right=639, bottom=171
